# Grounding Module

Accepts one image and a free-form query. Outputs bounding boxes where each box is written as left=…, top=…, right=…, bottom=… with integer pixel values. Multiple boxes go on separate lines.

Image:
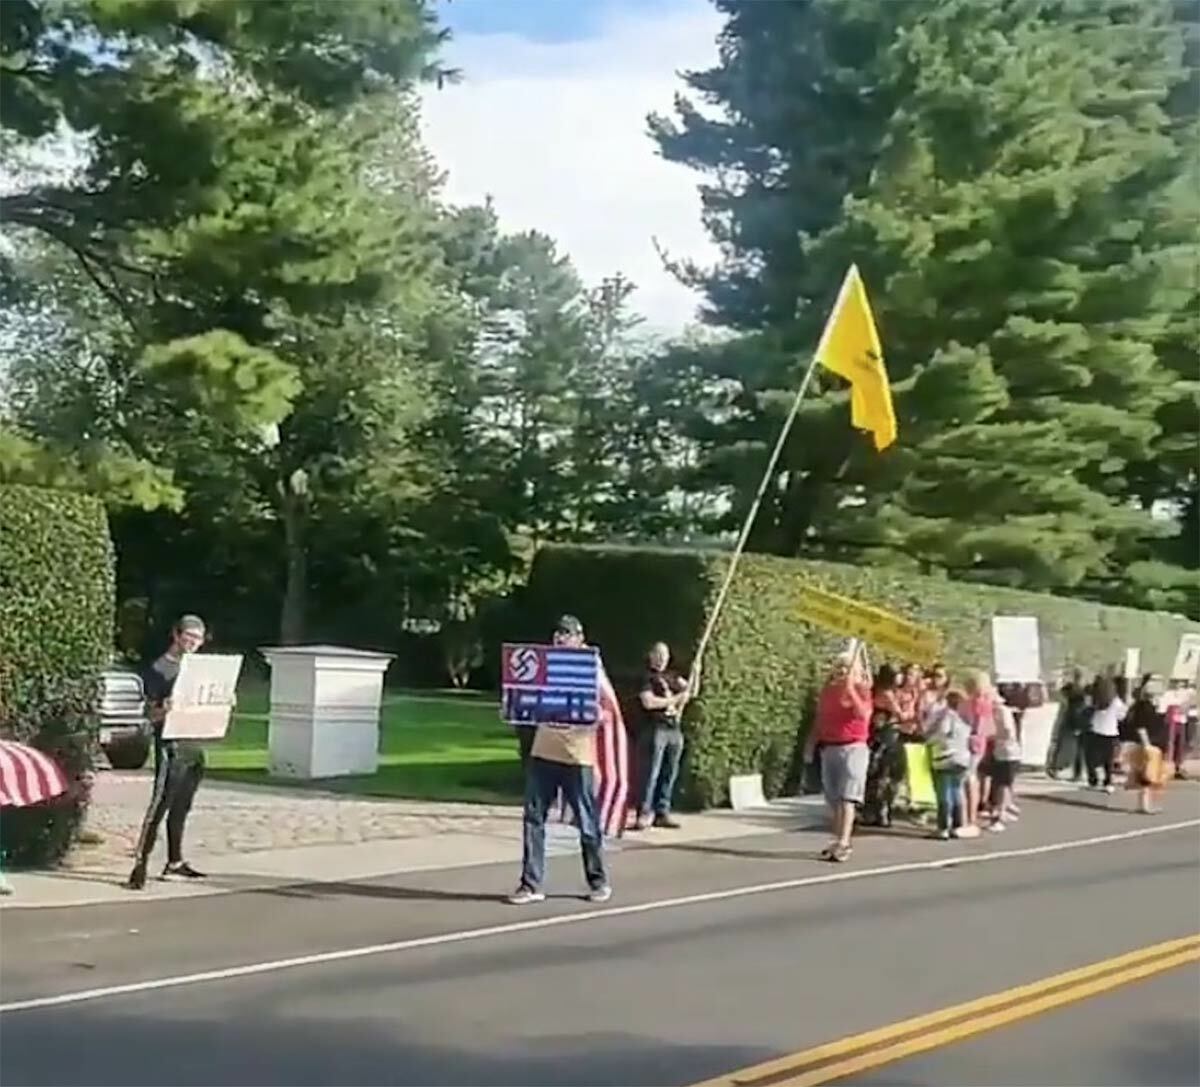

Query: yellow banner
left=796, top=584, right=943, bottom=666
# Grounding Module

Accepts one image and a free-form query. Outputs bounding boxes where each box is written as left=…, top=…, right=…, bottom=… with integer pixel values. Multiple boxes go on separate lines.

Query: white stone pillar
left=260, top=645, right=394, bottom=779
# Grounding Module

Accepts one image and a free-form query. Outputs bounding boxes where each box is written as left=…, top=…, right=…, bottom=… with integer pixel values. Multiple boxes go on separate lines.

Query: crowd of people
left=805, top=646, right=1197, bottom=864
left=106, top=610, right=1194, bottom=903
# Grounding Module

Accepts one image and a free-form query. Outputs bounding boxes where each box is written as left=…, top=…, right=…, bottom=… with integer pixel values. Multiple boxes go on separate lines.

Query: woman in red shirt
left=807, top=652, right=873, bottom=863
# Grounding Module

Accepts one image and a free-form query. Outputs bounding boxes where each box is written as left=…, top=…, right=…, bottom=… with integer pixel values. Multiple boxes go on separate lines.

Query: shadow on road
left=0, top=1005, right=777, bottom=1087
left=1027, top=792, right=1140, bottom=814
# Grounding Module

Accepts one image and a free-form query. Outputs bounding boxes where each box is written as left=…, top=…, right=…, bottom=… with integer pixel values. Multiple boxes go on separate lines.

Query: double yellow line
left=692, top=934, right=1200, bottom=1087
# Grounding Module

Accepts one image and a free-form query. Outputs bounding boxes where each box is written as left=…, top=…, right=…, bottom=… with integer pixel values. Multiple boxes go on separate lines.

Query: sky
left=421, top=0, right=725, bottom=333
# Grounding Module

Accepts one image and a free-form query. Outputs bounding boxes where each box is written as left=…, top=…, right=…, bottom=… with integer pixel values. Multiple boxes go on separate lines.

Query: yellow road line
left=691, top=934, right=1200, bottom=1087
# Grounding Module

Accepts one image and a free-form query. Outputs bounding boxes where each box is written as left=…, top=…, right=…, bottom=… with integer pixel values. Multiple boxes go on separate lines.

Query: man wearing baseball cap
left=509, top=614, right=615, bottom=905
left=127, top=614, right=210, bottom=890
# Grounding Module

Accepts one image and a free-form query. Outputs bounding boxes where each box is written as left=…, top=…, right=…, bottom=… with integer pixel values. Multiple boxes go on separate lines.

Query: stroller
left=860, top=714, right=905, bottom=827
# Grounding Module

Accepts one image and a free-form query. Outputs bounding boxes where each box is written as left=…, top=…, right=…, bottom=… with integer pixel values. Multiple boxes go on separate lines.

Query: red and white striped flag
left=595, top=666, right=629, bottom=838
left=557, top=660, right=629, bottom=837
left=0, top=740, right=69, bottom=808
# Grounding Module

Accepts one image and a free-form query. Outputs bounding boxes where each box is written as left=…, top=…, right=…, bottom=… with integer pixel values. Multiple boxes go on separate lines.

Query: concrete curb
left=0, top=800, right=830, bottom=911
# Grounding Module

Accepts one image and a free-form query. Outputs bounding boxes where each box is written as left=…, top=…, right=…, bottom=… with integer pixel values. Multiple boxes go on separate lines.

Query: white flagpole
left=686, top=266, right=857, bottom=697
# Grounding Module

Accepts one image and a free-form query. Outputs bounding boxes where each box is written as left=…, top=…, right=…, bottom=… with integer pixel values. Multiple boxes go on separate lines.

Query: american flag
left=0, top=740, right=69, bottom=808
left=558, top=659, right=629, bottom=837
left=595, top=665, right=629, bottom=837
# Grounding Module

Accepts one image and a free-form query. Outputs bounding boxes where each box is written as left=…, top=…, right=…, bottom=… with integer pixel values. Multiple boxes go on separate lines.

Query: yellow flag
left=814, top=264, right=897, bottom=450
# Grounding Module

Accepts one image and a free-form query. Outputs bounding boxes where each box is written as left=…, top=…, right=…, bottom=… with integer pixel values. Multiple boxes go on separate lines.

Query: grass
left=204, top=682, right=524, bottom=805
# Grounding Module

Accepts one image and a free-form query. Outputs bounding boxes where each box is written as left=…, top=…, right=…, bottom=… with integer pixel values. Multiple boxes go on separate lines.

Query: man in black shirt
left=127, top=614, right=209, bottom=890
left=633, top=642, right=689, bottom=831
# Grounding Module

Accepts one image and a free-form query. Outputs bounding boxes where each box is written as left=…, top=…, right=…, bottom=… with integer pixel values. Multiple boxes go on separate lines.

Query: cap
left=555, top=614, right=584, bottom=637
left=176, top=614, right=207, bottom=636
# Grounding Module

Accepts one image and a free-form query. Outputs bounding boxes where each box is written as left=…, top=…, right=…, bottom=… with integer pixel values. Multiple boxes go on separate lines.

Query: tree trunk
left=279, top=495, right=307, bottom=645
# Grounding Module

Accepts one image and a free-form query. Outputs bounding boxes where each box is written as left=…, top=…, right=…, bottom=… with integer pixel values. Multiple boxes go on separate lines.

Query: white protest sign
left=162, top=653, right=243, bottom=740
left=1171, top=633, right=1200, bottom=683
left=1123, top=648, right=1141, bottom=679
left=991, top=616, right=1042, bottom=683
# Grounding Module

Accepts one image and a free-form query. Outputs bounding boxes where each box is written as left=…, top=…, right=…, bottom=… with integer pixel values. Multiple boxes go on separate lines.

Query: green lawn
left=205, top=683, right=524, bottom=804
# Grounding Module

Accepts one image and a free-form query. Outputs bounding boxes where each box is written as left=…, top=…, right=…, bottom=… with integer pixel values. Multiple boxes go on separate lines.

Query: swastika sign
left=501, top=643, right=599, bottom=727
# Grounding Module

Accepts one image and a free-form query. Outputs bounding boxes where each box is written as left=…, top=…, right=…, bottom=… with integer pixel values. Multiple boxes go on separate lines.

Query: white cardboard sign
left=991, top=616, right=1042, bottom=684
left=162, top=653, right=244, bottom=740
left=1171, top=633, right=1200, bottom=683
left=1123, top=648, right=1141, bottom=679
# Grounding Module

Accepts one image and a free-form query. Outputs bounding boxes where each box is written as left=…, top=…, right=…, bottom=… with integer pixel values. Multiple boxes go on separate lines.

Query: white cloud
left=420, top=0, right=723, bottom=334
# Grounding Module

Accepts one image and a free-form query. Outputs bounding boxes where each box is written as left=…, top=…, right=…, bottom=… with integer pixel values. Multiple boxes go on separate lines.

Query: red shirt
left=817, top=681, right=871, bottom=745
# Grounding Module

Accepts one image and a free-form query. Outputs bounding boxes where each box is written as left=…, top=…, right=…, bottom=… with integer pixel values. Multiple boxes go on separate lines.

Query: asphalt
left=1, top=788, right=1198, bottom=1087
left=854, top=965, right=1200, bottom=1087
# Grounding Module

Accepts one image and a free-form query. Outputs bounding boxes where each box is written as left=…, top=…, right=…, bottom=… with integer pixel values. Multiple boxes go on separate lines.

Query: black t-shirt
left=1122, top=697, right=1168, bottom=749
left=1060, top=683, right=1089, bottom=729
left=640, top=668, right=684, bottom=730
left=143, top=653, right=181, bottom=734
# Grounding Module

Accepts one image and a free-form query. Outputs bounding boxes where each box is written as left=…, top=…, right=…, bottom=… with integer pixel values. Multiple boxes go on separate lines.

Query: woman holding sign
left=807, top=648, right=872, bottom=863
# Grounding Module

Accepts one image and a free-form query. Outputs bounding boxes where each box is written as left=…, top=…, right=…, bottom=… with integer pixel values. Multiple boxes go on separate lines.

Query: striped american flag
left=0, top=740, right=69, bottom=808
left=558, top=659, right=629, bottom=837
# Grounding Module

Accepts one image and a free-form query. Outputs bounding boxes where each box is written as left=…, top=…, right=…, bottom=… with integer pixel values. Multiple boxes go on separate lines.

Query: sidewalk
left=0, top=767, right=1167, bottom=910
left=0, top=771, right=828, bottom=909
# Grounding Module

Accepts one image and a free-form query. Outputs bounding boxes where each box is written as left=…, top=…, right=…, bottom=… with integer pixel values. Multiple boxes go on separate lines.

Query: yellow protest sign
left=796, top=584, right=943, bottom=665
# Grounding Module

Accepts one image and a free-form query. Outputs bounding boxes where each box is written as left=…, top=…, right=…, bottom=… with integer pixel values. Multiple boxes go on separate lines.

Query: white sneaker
left=507, top=886, right=546, bottom=906
left=954, top=825, right=981, bottom=839
left=587, top=885, right=613, bottom=904
left=1104, top=784, right=1116, bottom=795
left=988, top=821, right=1006, bottom=833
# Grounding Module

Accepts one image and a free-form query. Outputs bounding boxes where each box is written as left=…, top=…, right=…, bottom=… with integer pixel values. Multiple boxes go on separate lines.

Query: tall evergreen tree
left=1, top=1, right=458, bottom=641
left=653, top=0, right=1198, bottom=609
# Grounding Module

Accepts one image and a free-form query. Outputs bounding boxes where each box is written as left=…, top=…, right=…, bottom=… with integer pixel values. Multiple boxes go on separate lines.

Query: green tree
left=653, top=0, right=1199, bottom=609
left=2, top=1, right=457, bottom=642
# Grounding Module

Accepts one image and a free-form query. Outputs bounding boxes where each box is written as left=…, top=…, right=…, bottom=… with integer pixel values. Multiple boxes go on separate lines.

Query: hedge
left=522, top=544, right=1195, bottom=807
left=0, top=485, right=115, bottom=866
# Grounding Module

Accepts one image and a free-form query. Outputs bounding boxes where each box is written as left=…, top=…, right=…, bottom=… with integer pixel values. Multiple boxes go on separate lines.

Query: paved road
left=854, top=965, right=1199, bottom=1087
left=2, top=789, right=1198, bottom=1086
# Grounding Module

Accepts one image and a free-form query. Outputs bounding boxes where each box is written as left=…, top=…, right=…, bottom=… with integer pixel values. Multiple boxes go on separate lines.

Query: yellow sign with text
left=796, top=584, right=943, bottom=666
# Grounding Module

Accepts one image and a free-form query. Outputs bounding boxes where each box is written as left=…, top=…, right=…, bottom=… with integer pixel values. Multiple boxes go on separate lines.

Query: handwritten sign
left=1171, top=633, right=1200, bottom=683
left=501, top=643, right=599, bottom=727
left=795, top=585, right=942, bottom=666
left=162, top=654, right=243, bottom=740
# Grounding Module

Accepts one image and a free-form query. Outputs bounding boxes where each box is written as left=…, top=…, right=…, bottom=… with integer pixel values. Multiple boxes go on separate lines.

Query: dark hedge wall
left=523, top=544, right=1194, bottom=807
left=0, top=485, right=115, bottom=865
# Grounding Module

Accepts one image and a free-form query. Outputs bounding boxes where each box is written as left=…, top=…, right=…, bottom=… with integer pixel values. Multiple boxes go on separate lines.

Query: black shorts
left=991, top=759, right=1018, bottom=788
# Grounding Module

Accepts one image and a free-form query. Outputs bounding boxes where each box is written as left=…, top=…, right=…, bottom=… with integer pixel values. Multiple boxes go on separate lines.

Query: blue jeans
left=520, top=758, right=607, bottom=892
left=640, top=726, right=685, bottom=817
left=933, top=767, right=965, bottom=833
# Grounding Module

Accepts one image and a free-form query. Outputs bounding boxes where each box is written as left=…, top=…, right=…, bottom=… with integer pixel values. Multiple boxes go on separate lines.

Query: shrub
left=522, top=544, right=1194, bottom=807
left=0, top=485, right=115, bottom=866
